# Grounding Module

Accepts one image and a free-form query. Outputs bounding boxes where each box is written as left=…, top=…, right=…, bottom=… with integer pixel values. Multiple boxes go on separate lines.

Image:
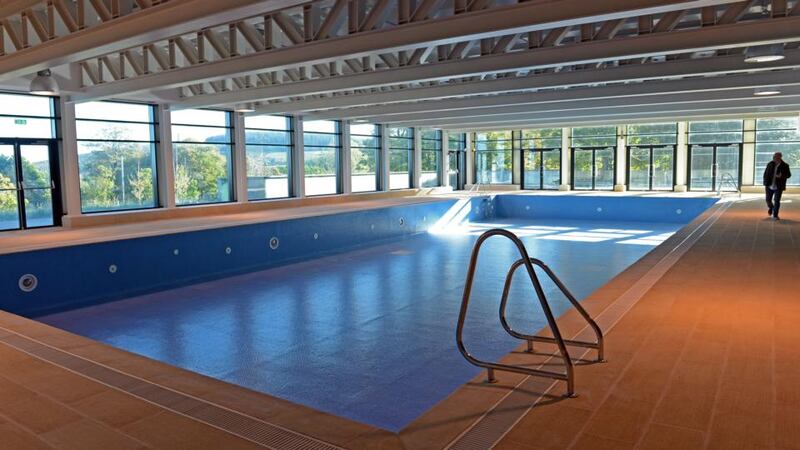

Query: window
left=571, top=126, right=616, bottom=190
left=688, top=120, right=743, bottom=144
left=75, top=101, right=158, bottom=212
left=571, top=126, right=617, bottom=148
left=304, top=120, right=341, bottom=196
left=245, top=115, right=292, bottom=200
left=350, top=123, right=380, bottom=192
left=520, top=128, right=561, bottom=190
left=420, top=129, right=442, bottom=187
left=755, top=117, right=800, bottom=186
left=687, top=120, right=743, bottom=191
left=626, top=123, right=677, bottom=191
left=0, top=92, right=56, bottom=139
left=171, top=109, right=233, bottom=205
left=388, top=127, right=414, bottom=189
left=447, top=132, right=467, bottom=190
left=474, top=131, right=513, bottom=184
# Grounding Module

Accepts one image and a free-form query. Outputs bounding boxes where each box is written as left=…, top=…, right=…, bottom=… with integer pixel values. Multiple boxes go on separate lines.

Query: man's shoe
left=768, top=207, right=773, bottom=216
left=775, top=215, right=781, bottom=221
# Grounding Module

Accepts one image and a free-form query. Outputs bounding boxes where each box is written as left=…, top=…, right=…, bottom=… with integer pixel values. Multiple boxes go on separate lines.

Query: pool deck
left=0, top=193, right=795, bottom=449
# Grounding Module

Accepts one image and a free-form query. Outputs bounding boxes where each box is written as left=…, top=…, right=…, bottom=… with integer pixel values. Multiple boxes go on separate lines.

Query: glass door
left=0, top=140, right=60, bottom=231
left=448, top=150, right=465, bottom=190
left=627, top=145, right=675, bottom=191
left=571, top=147, right=615, bottom=190
left=689, top=144, right=741, bottom=191
left=523, top=149, right=560, bottom=189
left=0, top=144, right=21, bottom=231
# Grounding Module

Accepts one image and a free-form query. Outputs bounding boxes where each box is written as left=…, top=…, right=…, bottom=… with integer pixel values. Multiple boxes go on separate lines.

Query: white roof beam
left=168, top=16, right=800, bottom=109
left=0, top=0, right=309, bottom=82
left=248, top=51, right=800, bottom=115
left=70, top=0, right=748, bottom=101
left=390, top=96, right=800, bottom=128
left=305, top=69, right=800, bottom=120
left=347, top=84, right=800, bottom=123
left=449, top=108, right=800, bottom=131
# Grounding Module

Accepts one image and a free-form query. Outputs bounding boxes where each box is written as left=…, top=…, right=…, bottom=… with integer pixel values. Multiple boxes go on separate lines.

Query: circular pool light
left=269, top=237, right=280, bottom=250
left=225, top=247, right=232, bottom=255
left=18, top=274, right=38, bottom=292
left=596, top=207, right=603, bottom=212
left=173, top=249, right=180, bottom=256
left=676, top=209, right=683, bottom=215
left=108, top=264, right=118, bottom=273
left=313, top=233, right=319, bottom=240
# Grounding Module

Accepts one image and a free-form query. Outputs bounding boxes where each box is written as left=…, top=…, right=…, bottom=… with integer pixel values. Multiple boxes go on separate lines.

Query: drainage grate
left=446, top=201, right=733, bottom=449
left=0, top=332, right=343, bottom=450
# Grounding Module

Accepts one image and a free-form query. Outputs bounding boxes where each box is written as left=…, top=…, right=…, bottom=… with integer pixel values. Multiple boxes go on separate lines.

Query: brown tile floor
left=0, top=194, right=795, bottom=449
left=496, top=195, right=799, bottom=450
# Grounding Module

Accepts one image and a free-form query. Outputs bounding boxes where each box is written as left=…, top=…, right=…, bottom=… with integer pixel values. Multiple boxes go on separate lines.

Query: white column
left=233, top=112, right=248, bottom=202
left=466, top=132, right=475, bottom=185
left=156, top=104, right=176, bottom=208
left=512, top=130, right=522, bottom=186
left=742, top=118, right=756, bottom=186
left=380, top=124, right=390, bottom=191
left=341, top=120, right=352, bottom=194
left=675, top=121, right=688, bottom=191
left=413, top=127, right=422, bottom=188
left=559, top=127, right=571, bottom=190
left=614, top=125, right=627, bottom=192
left=441, top=130, right=451, bottom=188
left=292, top=115, right=305, bottom=198
left=59, top=100, right=82, bottom=218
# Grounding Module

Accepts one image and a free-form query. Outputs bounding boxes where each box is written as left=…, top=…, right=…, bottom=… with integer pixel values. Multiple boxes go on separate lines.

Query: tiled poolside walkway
left=496, top=195, right=800, bottom=450
left=0, top=195, right=795, bottom=449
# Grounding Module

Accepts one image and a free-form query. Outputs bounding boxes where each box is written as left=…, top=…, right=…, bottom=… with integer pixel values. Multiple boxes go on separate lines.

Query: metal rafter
left=0, top=0, right=309, bottom=81
left=70, top=0, right=747, bottom=101
left=163, top=14, right=800, bottom=109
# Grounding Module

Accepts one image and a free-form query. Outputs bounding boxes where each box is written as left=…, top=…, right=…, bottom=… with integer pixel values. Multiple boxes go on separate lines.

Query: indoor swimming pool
left=5, top=195, right=718, bottom=431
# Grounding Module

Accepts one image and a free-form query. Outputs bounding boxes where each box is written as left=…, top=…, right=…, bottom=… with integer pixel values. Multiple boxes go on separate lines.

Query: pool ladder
left=456, top=229, right=604, bottom=398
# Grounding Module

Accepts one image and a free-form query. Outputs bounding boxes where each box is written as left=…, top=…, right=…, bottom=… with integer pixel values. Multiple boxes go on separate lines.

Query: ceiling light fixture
left=744, top=44, right=785, bottom=63
left=234, top=102, right=256, bottom=113
left=29, top=69, right=59, bottom=96
left=754, top=87, right=781, bottom=96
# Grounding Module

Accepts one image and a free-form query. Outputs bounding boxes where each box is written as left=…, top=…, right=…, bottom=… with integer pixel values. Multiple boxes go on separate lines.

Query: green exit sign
left=14, top=119, right=27, bottom=125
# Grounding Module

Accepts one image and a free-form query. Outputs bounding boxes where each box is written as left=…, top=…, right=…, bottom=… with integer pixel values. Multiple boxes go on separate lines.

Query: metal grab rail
left=499, top=258, right=604, bottom=362
left=456, top=228, right=604, bottom=398
left=716, top=172, right=741, bottom=198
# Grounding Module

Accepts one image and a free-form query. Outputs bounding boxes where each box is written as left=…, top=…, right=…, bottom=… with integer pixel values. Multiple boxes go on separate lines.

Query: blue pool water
left=35, top=199, right=706, bottom=431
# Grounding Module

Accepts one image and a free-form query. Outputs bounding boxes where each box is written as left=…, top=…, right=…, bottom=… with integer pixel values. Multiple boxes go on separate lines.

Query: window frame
left=303, top=119, right=342, bottom=196
left=420, top=129, right=442, bottom=188
left=349, top=123, right=381, bottom=193
left=244, top=114, right=294, bottom=201
left=473, top=130, right=514, bottom=185
left=388, top=126, right=415, bottom=190
left=754, top=117, right=800, bottom=187
left=171, top=108, right=235, bottom=207
left=75, top=100, right=160, bottom=213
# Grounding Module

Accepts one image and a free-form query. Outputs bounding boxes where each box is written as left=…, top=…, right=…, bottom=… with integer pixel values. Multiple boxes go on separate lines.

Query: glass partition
left=755, top=117, right=800, bottom=186
left=172, top=109, right=233, bottom=205
left=245, top=114, right=292, bottom=200
left=474, top=131, right=512, bottom=184
left=420, top=129, right=442, bottom=187
left=76, top=101, right=158, bottom=212
left=388, top=127, right=414, bottom=189
left=350, top=123, right=380, bottom=192
left=304, top=119, right=341, bottom=196
left=520, top=128, right=561, bottom=190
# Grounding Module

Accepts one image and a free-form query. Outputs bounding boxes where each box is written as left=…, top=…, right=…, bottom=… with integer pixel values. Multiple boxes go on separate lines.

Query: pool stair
left=456, top=228, right=605, bottom=398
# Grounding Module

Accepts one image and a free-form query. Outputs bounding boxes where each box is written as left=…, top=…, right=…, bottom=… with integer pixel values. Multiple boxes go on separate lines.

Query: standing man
left=764, top=152, right=791, bottom=220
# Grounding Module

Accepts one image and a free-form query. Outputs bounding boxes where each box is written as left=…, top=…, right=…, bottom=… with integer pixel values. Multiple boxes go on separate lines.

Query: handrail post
left=457, top=228, right=603, bottom=398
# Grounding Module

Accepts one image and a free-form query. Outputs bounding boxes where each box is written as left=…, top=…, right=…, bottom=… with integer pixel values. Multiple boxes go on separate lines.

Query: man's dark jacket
left=763, top=160, right=792, bottom=191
